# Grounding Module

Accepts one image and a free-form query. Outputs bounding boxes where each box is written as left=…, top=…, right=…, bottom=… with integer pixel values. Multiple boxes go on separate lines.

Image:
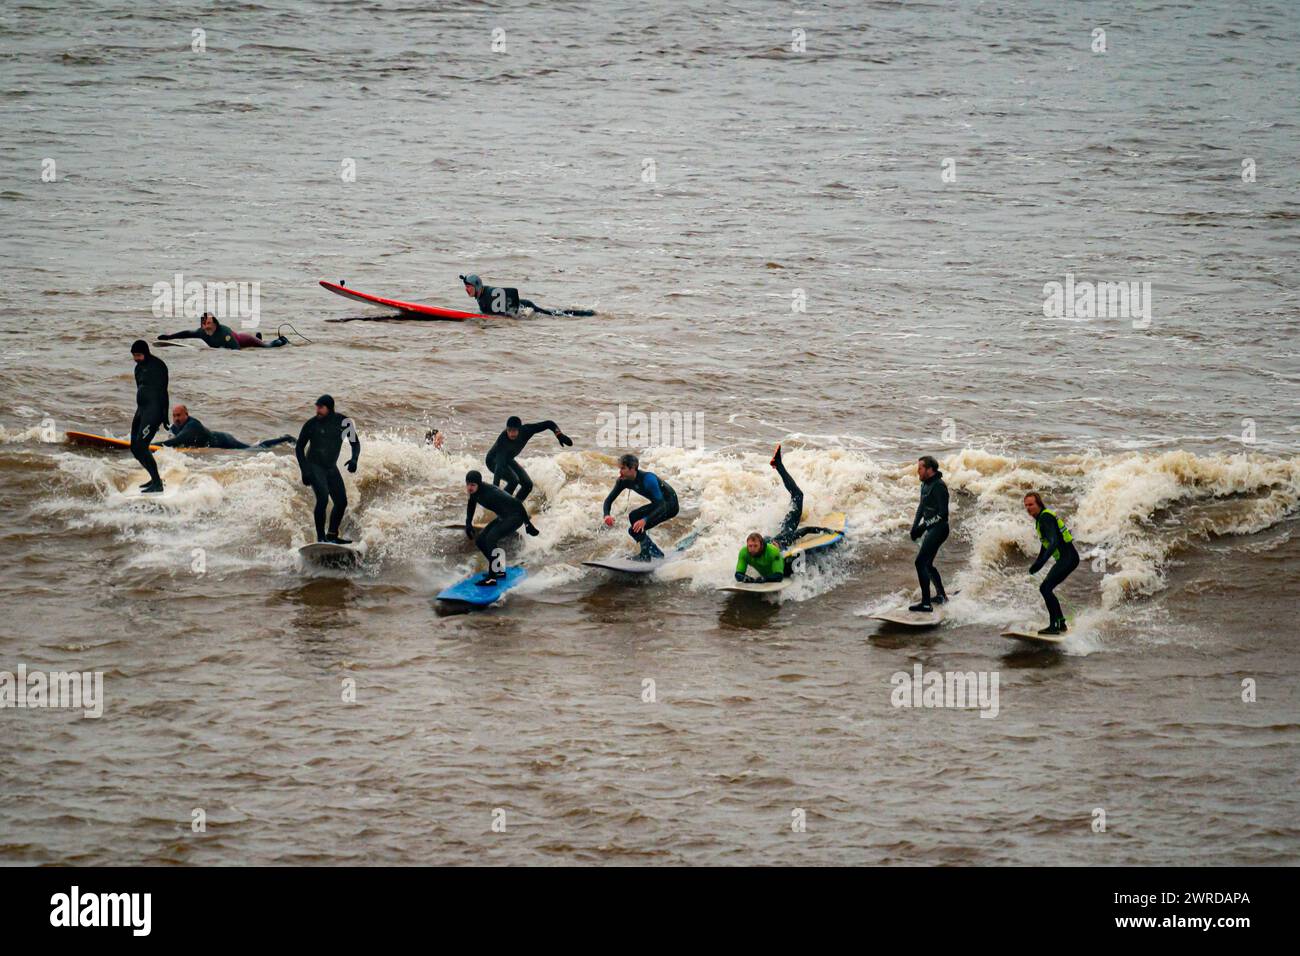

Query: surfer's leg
left=130, top=413, right=162, bottom=486
left=325, top=466, right=348, bottom=538
left=476, top=515, right=524, bottom=578
left=1040, top=547, right=1079, bottom=627
left=254, top=435, right=295, bottom=448
left=305, top=465, right=329, bottom=540
left=913, top=524, right=948, bottom=606
left=509, top=462, right=534, bottom=501
left=209, top=432, right=249, bottom=449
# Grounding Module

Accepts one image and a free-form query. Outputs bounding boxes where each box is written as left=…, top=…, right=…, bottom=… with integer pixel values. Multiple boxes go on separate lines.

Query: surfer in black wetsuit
left=736, top=444, right=838, bottom=581
left=295, top=395, right=360, bottom=543
left=129, top=340, right=169, bottom=493
left=485, top=415, right=573, bottom=501
left=158, top=312, right=288, bottom=348
left=464, top=470, right=539, bottom=585
left=908, top=455, right=950, bottom=613
left=1024, top=492, right=1080, bottom=635
left=161, top=404, right=293, bottom=450
left=601, top=454, right=680, bottom=559
left=460, top=274, right=595, bottom=317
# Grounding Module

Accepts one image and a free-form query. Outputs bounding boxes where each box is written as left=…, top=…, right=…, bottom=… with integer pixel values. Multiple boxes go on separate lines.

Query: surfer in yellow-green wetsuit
left=735, top=445, right=837, bottom=583
left=1023, top=492, right=1079, bottom=635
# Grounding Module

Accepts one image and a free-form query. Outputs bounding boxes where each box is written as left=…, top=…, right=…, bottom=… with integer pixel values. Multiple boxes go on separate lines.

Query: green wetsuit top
left=736, top=541, right=785, bottom=581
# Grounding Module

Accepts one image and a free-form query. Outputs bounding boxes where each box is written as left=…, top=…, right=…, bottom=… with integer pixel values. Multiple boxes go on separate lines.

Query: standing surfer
left=159, top=312, right=288, bottom=349
left=601, top=454, right=680, bottom=560
left=485, top=415, right=573, bottom=501
left=129, top=340, right=169, bottom=493
left=735, top=445, right=837, bottom=582
left=463, top=470, right=539, bottom=586
left=908, top=455, right=950, bottom=612
left=295, top=395, right=360, bottom=544
left=1023, top=492, right=1079, bottom=634
left=459, top=274, right=595, bottom=317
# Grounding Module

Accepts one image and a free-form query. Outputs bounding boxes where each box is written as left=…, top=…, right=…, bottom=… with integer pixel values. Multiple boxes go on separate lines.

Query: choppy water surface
left=1, top=1, right=1297, bottom=864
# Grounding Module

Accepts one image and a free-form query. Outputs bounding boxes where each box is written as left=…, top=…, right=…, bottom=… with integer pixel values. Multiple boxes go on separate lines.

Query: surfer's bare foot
left=770, top=443, right=782, bottom=468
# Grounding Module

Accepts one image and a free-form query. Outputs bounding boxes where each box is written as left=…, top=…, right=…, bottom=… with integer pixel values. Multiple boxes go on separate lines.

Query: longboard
left=583, top=528, right=704, bottom=576
left=1001, top=629, right=1066, bottom=648
left=68, top=430, right=160, bottom=452
left=153, top=340, right=200, bottom=349
left=320, top=279, right=497, bottom=321
left=437, top=566, right=527, bottom=606
left=717, top=513, right=847, bottom=593
left=299, top=542, right=360, bottom=567
left=868, top=605, right=946, bottom=627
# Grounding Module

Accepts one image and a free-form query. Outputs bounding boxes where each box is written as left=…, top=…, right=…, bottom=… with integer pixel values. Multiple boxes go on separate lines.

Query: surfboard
left=67, top=430, right=160, bottom=452
left=299, top=542, right=360, bottom=567
left=583, top=528, right=704, bottom=575
left=1001, top=629, right=1066, bottom=648
left=320, top=280, right=498, bottom=321
left=717, top=579, right=789, bottom=594
left=868, top=605, right=946, bottom=627
left=153, top=340, right=200, bottom=349
left=437, top=566, right=528, bottom=606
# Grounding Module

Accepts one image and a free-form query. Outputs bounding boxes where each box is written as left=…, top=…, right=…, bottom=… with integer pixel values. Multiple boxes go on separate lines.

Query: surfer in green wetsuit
left=459, top=274, right=595, bottom=318
left=1023, top=492, right=1080, bottom=635
left=735, top=445, right=838, bottom=582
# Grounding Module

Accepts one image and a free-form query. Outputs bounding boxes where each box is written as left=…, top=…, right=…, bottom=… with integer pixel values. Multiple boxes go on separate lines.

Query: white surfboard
left=868, top=605, right=945, bottom=627
left=583, top=552, right=684, bottom=575
left=1001, top=629, right=1066, bottom=648
left=717, top=579, right=789, bottom=594
left=299, top=542, right=359, bottom=567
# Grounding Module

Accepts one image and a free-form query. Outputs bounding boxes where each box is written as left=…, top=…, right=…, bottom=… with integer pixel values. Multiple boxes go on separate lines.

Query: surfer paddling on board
left=295, top=395, right=360, bottom=544
left=736, top=445, right=839, bottom=583
left=464, top=470, right=539, bottom=586
left=161, top=404, right=293, bottom=450
left=485, top=415, right=573, bottom=501
left=159, top=312, right=289, bottom=349
left=602, top=454, right=680, bottom=560
left=1024, top=492, right=1079, bottom=635
left=129, top=340, right=169, bottom=493
left=908, top=455, right=950, bottom=613
left=460, top=274, right=596, bottom=318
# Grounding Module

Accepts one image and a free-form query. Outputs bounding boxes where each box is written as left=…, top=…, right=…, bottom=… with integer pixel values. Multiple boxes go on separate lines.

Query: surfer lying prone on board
left=158, top=312, right=289, bottom=349
left=296, top=394, right=360, bottom=544
left=909, top=455, right=950, bottom=613
left=485, top=415, right=573, bottom=502
left=1024, top=492, right=1079, bottom=635
left=736, top=445, right=839, bottom=582
left=464, top=470, right=539, bottom=586
left=160, top=404, right=293, bottom=450
left=460, top=274, right=596, bottom=318
left=602, top=454, right=680, bottom=560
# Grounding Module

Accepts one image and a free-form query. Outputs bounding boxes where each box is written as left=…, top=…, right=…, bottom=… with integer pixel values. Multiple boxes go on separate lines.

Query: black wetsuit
left=1030, top=510, right=1080, bottom=625
left=295, top=411, right=360, bottom=541
left=160, top=322, right=241, bottom=349
left=474, top=286, right=523, bottom=316
left=909, top=471, right=950, bottom=605
left=131, top=353, right=169, bottom=484
left=162, top=416, right=292, bottom=450
left=603, top=469, right=679, bottom=552
left=770, top=456, right=831, bottom=551
left=466, top=482, right=531, bottom=570
left=485, top=421, right=558, bottom=501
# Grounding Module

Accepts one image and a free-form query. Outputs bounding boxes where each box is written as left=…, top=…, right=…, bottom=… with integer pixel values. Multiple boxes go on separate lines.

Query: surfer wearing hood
left=129, top=339, right=169, bottom=493
left=908, top=455, right=950, bottom=613
left=295, top=394, right=360, bottom=544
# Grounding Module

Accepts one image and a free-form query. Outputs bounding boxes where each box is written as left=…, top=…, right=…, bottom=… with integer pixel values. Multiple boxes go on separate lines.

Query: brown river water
left=1, top=1, right=1297, bottom=864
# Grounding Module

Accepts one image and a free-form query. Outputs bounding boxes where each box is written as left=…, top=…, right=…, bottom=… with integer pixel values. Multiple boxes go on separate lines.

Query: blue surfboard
left=436, top=566, right=528, bottom=606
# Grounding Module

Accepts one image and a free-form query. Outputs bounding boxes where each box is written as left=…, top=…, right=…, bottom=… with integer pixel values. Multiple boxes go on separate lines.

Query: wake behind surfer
left=601, top=453, right=680, bottom=560
left=129, top=339, right=169, bottom=493
left=161, top=404, right=293, bottom=450
left=1024, top=492, right=1079, bottom=634
left=485, top=415, right=573, bottom=501
left=460, top=274, right=595, bottom=318
left=159, top=312, right=288, bottom=349
left=908, top=455, right=950, bottom=613
left=464, top=469, right=539, bottom=586
left=735, top=444, right=838, bottom=583
left=295, top=394, right=360, bottom=544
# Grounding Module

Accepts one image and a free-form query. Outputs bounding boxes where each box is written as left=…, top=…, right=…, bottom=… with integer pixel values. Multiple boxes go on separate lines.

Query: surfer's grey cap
left=461, top=273, right=483, bottom=292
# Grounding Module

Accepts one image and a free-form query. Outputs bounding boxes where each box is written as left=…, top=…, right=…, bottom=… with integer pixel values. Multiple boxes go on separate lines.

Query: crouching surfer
left=485, top=414, right=573, bottom=501
left=296, top=394, right=360, bottom=544
left=464, top=470, right=539, bottom=586
left=459, top=274, right=596, bottom=317
left=159, top=312, right=288, bottom=348
left=908, top=455, right=950, bottom=613
left=129, top=340, right=169, bottom=493
left=1023, top=492, right=1079, bottom=635
left=736, top=445, right=838, bottom=582
left=161, top=404, right=293, bottom=449
left=601, top=454, right=679, bottom=560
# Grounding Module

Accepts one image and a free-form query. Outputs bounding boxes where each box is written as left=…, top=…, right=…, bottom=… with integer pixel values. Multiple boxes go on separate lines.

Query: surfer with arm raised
left=484, top=415, right=573, bottom=502
left=735, top=445, right=839, bottom=582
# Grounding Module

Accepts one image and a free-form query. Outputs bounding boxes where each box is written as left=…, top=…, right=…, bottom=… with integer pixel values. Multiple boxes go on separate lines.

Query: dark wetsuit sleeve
left=603, top=479, right=629, bottom=516
left=342, top=417, right=360, bottom=467
left=465, top=494, right=477, bottom=529
left=295, top=420, right=312, bottom=470
left=1030, top=515, right=1063, bottom=574
left=522, top=421, right=557, bottom=441
left=161, top=418, right=203, bottom=447
left=486, top=432, right=507, bottom=483
left=168, top=328, right=204, bottom=340
left=909, top=499, right=924, bottom=540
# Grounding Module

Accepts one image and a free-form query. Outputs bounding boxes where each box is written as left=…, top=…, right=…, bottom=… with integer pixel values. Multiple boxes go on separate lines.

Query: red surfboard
left=319, top=280, right=498, bottom=321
